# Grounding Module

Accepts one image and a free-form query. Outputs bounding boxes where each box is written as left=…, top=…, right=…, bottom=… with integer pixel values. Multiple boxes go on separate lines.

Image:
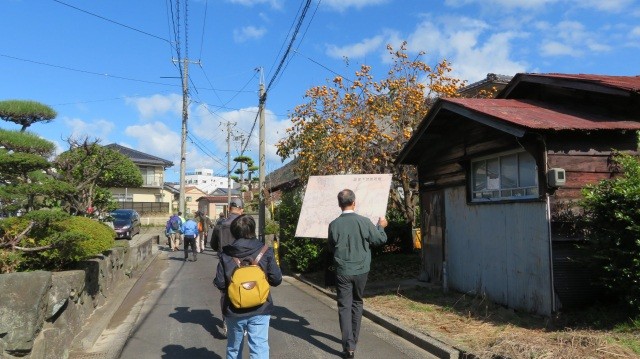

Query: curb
left=69, top=231, right=163, bottom=358
left=290, top=273, right=461, bottom=359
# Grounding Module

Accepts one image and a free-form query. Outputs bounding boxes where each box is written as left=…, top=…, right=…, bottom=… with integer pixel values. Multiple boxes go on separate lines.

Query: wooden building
left=396, top=73, right=640, bottom=315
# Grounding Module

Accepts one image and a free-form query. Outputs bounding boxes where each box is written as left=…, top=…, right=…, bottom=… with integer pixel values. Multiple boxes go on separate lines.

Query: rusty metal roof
left=445, top=98, right=640, bottom=131
left=529, top=73, right=640, bottom=93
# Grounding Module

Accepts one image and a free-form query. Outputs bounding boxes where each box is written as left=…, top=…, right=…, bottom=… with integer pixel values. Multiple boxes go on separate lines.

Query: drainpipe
left=542, top=138, right=556, bottom=314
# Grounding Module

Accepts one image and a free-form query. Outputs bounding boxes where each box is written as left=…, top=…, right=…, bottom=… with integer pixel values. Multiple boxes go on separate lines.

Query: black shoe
left=342, top=350, right=355, bottom=358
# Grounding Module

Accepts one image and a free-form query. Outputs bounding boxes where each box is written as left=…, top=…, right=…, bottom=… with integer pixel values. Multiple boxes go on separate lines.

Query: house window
left=140, top=166, right=162, bottom=187
left=186, top=196, right=192, bottom=202
left=113, top=193, right=133, bottom=202
left=470, top=150, right=538, bottom=202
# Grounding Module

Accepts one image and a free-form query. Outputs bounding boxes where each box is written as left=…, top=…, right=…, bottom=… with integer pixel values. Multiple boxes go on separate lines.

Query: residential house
left=396, top=73, right=640, bottom=315
left=105, top=144, right=174, bottom=214
left=184, top=186, right=207, bottom=215
left=265, top=157, right=301, bottom=204
left=458, top=73, right=513, bottom=98
left=196, top=195, right=243, bottom=219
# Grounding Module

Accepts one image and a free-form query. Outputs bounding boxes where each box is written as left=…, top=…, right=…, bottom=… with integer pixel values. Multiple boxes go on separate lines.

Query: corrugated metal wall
left=444, top=186, right=553, bottom=315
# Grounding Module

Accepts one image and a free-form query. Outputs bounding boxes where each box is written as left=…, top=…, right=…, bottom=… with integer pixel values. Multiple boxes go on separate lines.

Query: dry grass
left=302, top=252, right=640, bottom=359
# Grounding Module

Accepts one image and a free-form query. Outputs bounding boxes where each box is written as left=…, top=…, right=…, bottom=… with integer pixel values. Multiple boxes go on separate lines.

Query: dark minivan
left=110, top=209, right=141, bottom=240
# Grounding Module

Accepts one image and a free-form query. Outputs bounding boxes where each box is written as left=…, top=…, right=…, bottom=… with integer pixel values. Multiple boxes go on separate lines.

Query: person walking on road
left=166, top=212, right=182, bottom=251
left=328, top=189, right=388, bottom=359
left=181, top=216, right=199, bottom=261
left=214, top=214, right=282, bottom=359
left=195, top=211, right=212, bottom=253
left=212, top=200, right=244, bottom=253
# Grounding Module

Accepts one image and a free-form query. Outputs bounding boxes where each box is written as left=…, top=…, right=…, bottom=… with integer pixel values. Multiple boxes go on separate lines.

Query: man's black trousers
left=335, top=272, right=368, bottom=352
left=183, top=236, right=197, bottom=260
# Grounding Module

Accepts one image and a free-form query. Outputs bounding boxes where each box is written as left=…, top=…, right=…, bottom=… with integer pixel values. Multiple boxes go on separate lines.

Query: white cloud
left=191, top=103, right=291, bottom=168
left=326, top=35, right=385, bottom=59
left=540, top=41, right=576, bottom=56
left=63, top=117, right=115, bottom=142
left=573, top=0, right=634, bottom=12
left=233, top=26, right=267, bottom=43
left=445, top=0, right=557, bottom=10
left=124, top=122, right=181, bottom=166
left=631, top=26, right=640, bottom=37
left=406, top=16, right=526, bottom=82
left=322, top=0, right=389, bottom=12
left=227, top=0, right=282, bottom=9
left=538, top=20, right=610, bottom=57
left=125, top=94, right=182, bottom=120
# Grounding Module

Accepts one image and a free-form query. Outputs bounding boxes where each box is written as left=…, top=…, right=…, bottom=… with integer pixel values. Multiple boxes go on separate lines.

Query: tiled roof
left=459, top=73, right=513, bottom=94
left=105, top=143, right=174, bottom=167
left=197, top=196, right=242, bottom=203
left=444, top=98, right=640, bottom=131
left=265, top=158, right=300, bottom=191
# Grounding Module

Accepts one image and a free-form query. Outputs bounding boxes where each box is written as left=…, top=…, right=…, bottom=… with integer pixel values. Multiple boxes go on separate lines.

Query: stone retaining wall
left=0, top=237, right=156, bottom=358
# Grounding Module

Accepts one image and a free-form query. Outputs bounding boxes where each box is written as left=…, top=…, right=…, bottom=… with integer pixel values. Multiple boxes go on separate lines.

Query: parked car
left=110, top=209, right=141, bottom=240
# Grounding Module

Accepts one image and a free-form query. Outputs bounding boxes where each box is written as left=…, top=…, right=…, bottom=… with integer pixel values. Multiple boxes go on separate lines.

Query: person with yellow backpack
left=213, top=214, right=282, bottom=359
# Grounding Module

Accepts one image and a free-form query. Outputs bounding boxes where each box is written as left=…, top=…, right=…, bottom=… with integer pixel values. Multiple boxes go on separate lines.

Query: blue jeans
left=226, top=314, right=270, bottom=359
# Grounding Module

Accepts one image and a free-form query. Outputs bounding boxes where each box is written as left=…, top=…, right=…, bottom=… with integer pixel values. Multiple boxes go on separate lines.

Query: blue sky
left=1, top=0, right=639, bottom=182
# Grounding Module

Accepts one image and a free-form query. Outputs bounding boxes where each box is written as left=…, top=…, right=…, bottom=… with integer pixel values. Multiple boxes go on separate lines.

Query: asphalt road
left=95, top=240, right=434, bottom=359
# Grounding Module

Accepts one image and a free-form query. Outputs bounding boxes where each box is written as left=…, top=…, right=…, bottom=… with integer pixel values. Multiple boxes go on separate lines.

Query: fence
left=116, top=201, right=169, bottom=214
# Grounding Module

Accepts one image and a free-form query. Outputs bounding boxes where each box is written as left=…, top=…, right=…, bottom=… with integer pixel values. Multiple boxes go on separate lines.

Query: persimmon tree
left=276, top=42, right=465, bottom=226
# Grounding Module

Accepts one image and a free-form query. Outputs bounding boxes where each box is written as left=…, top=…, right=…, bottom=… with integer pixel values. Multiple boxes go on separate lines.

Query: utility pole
left=173, top=58, right=200, bottom=214
left=225, top=121, right=235, bottom=211
left=258, top=68, right=266, bottom=241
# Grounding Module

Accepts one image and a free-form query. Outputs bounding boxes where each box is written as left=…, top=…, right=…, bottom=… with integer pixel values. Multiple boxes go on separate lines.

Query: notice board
left=295, top=174, right=392, bottom=239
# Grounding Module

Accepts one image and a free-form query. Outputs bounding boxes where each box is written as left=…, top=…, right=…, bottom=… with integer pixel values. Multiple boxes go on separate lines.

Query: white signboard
left=295, top=174, right=393, bottom=239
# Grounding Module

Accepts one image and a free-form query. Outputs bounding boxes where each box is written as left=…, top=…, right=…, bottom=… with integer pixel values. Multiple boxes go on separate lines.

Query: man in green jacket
left=328, top=189, right=388, bottom=359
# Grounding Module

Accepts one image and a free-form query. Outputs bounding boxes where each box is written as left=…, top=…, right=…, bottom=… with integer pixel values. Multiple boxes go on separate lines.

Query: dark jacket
left=212, top=212, right=241, bottom=251
left=214, top=238, right=282, bottom=317
left=328, top=212, right=387, bottom=276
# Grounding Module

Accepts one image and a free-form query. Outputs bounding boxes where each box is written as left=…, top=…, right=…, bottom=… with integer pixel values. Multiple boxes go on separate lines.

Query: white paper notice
left=295, top=174, right=393, bottom=239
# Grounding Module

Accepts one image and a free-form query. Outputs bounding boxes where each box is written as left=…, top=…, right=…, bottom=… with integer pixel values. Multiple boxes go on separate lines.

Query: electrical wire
left=0, top=53, right=180, bottom=87
left=52, top=0, right=171, bottom=43
left=263, top=0, right=313, bottom=99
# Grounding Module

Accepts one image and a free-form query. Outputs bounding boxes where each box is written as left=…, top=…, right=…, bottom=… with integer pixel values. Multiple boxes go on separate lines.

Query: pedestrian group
left=164, top=188, right=386, bottom=359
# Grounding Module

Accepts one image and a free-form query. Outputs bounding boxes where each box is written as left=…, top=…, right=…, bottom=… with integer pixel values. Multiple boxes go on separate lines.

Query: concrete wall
left=0, top=237, right=156, bottom=359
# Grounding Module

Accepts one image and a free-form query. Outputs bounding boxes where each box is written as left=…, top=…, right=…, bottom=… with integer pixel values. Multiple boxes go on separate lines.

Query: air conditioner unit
left=547, top=168, right=566, bottom=187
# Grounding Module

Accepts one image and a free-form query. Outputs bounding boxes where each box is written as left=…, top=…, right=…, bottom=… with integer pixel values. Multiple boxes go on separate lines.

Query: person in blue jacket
left=181, top=216, right=199, bottom=261
left=214, top=214, right=282, bottom=359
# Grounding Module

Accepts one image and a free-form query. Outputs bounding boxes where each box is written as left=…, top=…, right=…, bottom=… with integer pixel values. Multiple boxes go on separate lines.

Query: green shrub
left=273, top=189, right=325, bottom=272
left=581, top=152, right=640, bottom=312
left=265, top=219, right=279, bottom=235
left=281, top=237, right=325, bottom=273
left=0, top=210, right=116, bottom=272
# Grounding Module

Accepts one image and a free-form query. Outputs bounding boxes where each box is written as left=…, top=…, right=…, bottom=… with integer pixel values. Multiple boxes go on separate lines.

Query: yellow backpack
left=228, top=245, right=270, bottom=309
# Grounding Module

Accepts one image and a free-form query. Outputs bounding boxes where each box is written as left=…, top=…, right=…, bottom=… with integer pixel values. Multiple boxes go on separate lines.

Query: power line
left=0, top=53, right=179, bottom=87
left=263, top=0, right=313, bottom=98
left=52, top=0, right=171, bottom=44
left=198, top=0, right=208, bottom=60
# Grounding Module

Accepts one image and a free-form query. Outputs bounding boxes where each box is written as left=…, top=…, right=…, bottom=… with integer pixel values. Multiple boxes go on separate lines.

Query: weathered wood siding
left=444, top=186, right=553, bottom=315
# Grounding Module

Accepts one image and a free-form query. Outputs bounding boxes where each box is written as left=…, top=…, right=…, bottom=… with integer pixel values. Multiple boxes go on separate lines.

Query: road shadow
left=169, top=306, right=226, bottom=339
left=161, top=344, right=222, bottom=358
left=270, top=305, right=343, bottom=357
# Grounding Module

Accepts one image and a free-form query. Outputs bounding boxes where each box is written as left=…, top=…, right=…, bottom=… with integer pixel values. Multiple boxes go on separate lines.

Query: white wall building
left=185, top=168, right=234, bottom=194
